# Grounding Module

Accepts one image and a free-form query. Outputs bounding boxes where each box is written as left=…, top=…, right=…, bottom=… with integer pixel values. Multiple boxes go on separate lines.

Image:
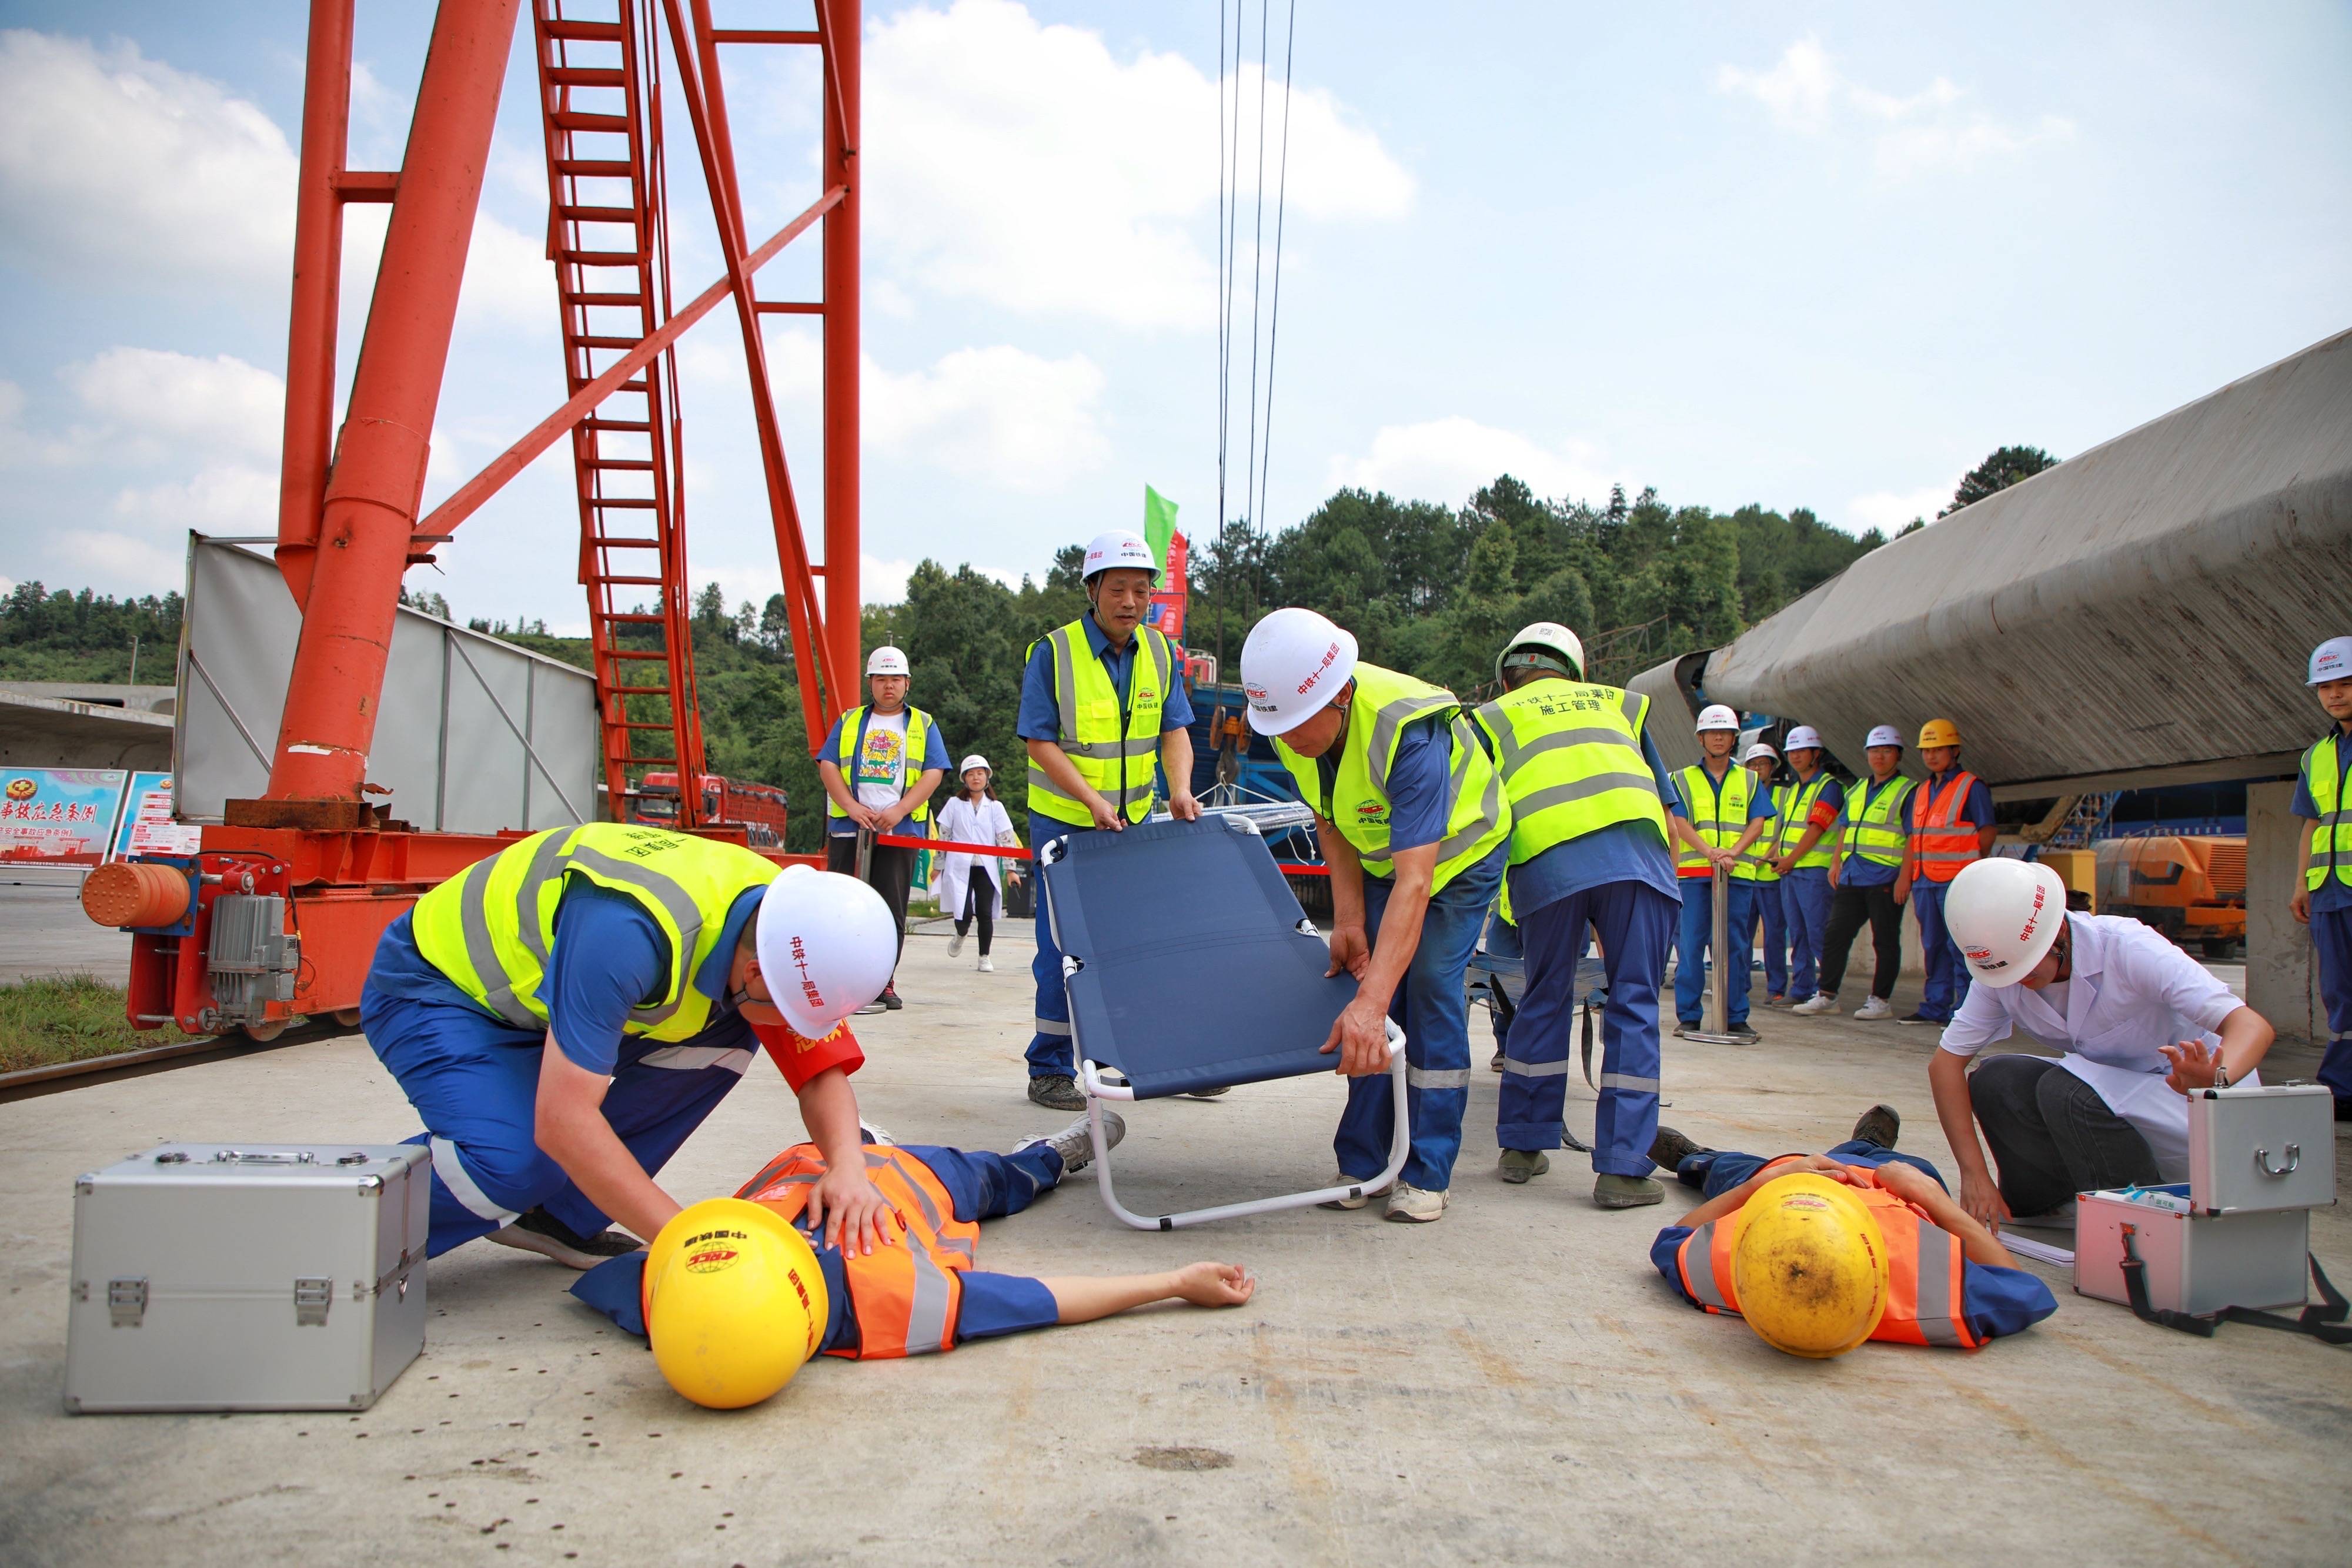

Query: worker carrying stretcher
left=361, top=824, right=903, bottom=1269
left=568, top=1115, right=1255, bottom=1409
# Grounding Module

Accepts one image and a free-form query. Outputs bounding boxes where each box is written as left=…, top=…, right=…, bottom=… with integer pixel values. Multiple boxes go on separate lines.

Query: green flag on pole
left=1143, top=484, right=1179, bottom=573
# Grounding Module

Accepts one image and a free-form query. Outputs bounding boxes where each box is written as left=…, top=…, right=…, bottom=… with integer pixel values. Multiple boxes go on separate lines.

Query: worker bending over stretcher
left=1927, top=857, right=2274, bottom=1228
left=1242, top=607, right=1511, bottom=1224
left=569, top=1115, right=1255, bottom=1407
left=1648, top=1105, right=2056, bottom=1352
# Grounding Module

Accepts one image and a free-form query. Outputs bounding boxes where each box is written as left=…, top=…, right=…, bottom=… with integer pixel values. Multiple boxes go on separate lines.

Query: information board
left=0, top=768, right=129, bottom=866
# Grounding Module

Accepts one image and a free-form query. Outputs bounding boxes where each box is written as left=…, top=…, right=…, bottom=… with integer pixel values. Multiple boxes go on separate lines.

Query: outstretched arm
left=1037, top=1261, right=1257, bottom=1324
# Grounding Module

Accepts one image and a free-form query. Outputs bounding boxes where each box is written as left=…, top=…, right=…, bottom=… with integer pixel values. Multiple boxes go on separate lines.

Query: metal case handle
left=2255, top=1144, right=2301, bottom=1179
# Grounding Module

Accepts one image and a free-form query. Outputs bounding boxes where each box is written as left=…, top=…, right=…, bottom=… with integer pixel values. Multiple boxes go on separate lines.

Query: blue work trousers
left=1676, top=1139, right=1947, bottom=1198
left=1333, top=845, right=1505, bottom=1193
left=1750, top=876, right=1788, bottom=997
left=1026, top=810, right=1095, bottom=1079
left=1673, top=876, right=1756, bottom=1027
left=898, top=1140, right=1063, bottom=1222
left=363, top=991, right=752, bottom=1257
left=2315, top=905, right=2352, bottom=1105
left=1912, top=880, right=1970, bottom=1023
left=1498, top=880, right=1676, bottom=1178
left=1481, top=912, right=1522, bottom=1058
left=1779, top=867, right=1832, bottom=1001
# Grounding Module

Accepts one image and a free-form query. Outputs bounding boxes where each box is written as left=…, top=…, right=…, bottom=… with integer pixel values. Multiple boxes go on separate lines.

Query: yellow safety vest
left=2303, top=731, right=2352, bottom=891
left=1766, top=774, right=1839, bottom=874
left=409, top=824, right=776, bottom=1042
left=1677, top=763, right=1755, bottom=878
left=825, top=704, right=937, bottom=824
left=1276, top=661, right=1510, bottom=895
left=1843, top=775, right=1917, bottom=868
left=1025, top=618, right=1175, bottom=827
left=1471, top=680, right=1664, bottom=867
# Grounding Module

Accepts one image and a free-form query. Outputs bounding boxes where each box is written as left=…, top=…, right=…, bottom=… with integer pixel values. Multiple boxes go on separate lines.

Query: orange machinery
left=2094, top=835, right=2248, bottom=959
left=634, top=773, right=789, bottom=850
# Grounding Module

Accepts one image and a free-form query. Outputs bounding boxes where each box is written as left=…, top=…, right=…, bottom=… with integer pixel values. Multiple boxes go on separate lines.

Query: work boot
left=1850, top=1104, right=1901, bottom=1150
left=1592, top=1174, right=1665, bottom=1210
left=1728, top=1021, right=1760, bottom=1041
left=483, top=1208, right=643, bottom=1271
left=1648, top=1125, right=1709, bottom=1172
left=1013, top=1109, right=1125, bottom=1177
left=1790, top=992, right=1839, bottom=1016
left=1027, top=1074, right=1085, bottom=1112
left=948, top=930, right=966, bottom=957
left=1496, top=1149, right=1550, bottom=1184
left=1384, top=1184, right=1449, bottom=1223
left=1852, top=996, right=1893, bottom=1021
left=1320, top=1172, right=1394, bottom=1210
left=1181, top=1085, right=1231, bottom=1099
left=880, top=987, right=904, bottom=1011
left=1490, top=1044, right=1505, bottom=1072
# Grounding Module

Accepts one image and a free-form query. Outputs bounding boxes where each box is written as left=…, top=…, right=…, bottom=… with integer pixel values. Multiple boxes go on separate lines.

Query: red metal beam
left=273, top=0, right=356, bottom=610
left=820, top=0, right=862, bottom=706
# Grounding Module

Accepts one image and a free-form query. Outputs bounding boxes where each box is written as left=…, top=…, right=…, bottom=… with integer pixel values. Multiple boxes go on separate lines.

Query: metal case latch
left=293, top=1277, right=333, bottom=1326
left=108, top=1278, right=149, bottom=1328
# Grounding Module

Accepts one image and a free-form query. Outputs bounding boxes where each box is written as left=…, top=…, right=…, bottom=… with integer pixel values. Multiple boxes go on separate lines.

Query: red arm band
left=753, top=1020, right=867, bottom=1091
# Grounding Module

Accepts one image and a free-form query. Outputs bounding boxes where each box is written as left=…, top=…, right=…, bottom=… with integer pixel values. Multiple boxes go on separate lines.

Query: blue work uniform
left=1494, top=730, right=1682, bottom=1178
left=1015, top=614, right=1196, bottom=1080
left=815, top=706, right=953, bottom=836
left=1672, top=766, right=1776, bottom=1028
left=1775, top=773, right=1845, bottom=1002
left=1910, top=765, right=1996, bottom=1022
left=361, top=884, right=766, bottom=1256
left=2293, top=723, right=2352, bottom=1105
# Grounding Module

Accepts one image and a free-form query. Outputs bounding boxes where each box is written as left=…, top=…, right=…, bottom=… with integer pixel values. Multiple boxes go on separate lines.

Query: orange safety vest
left=731, top=1144, right=978, bottom=1359
left=1673, top=1156, right=1984, bottom=1349
left=1909, top=770, right=1984, bottom=884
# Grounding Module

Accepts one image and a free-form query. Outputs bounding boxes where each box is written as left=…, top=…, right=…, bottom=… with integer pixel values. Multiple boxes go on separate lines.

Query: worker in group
left=1017, top=530, right=1201, bottom=1110
left=569, top=1112, right=1255, bottom=1409
left=814, top=645, right=950, bottom=1013
left=1241, top=606, right=1509, bottom=1223
left=1926, top=857, right=2276, bottom=1227
left=360, top=826, right=901, bottom=1267
left=1904, top=717, right=1996, bottom=1025
left=1792, top=725, right=1913, bottom=1020
left=1646, top=1104, right=2056, bottom=1352
left=1737, top=740, right=1789, bottom=1005
left=1763, top=725, right=1845, bottom=1008
left=2292, top=635, right=2352, bottom=1120
left=1669, top=704, right=1775, bottom=1039
left=1469, top=623, right=1681, bottom=1208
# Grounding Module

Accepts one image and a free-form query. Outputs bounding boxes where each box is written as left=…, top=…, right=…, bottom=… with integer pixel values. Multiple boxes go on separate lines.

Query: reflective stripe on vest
left=1910, top=771, right=1983, bottom=883
left=1843, top=776, right=1915, bottom=867
left=409, top=824, right=777, bottom=1042
left=1760, top=775, right=1836, bottom=877
left=2304, top=733, right=2352, bottom=891
left=1024, top=619, right=1173, bottom=827
left=826, top=705, right=936, bottom=824
left=1471, top=681, right=1663, bottom=868
left=1675, top=763, right=1752, bottom=875
left=1275, top=661, right=1510, bottom=895
left=1672, top=1157, right=1983, bottom=1350
left=736, top=1143, right=978, bottom=1359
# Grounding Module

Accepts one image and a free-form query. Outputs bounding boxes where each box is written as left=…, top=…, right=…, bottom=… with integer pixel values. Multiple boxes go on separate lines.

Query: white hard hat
left=1081, top=529, right=1160, bottom=584
left=1240, top=607, right=1358, bottom=737
left=1496, top=622, right=1585, bottom=684
left=866, top=646, right=910, bottom=678
left=2310, top=636, right=2352, bottom=686
left=753, top=866, right=898, bottom=1036
left=1944, top=858, right=2069, bottom=988
left=1865, top=724, right=1903, bottom=749
left=1784, top=725, right=1823, bottom=752
left=958, top=754, right=990, bottom=775
left=1741, top=741, right=1778, bottom=767
left=1695, top=703, right=1740, bottom=733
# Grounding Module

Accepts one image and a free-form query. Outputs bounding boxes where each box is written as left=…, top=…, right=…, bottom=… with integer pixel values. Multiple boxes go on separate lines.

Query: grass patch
left=0, top=974, right=195, bottom=1075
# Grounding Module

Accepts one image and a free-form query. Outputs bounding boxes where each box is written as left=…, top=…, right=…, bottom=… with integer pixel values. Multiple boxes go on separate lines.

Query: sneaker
left=880, top=987, right=904, bottom=1012
left=1592, top=1174, right=1665, bottom=1210
left=948, top=930, right=966, bottom=958
left=1489, top=1044, right=1505, bottom=1072
left=1852, top=997, right=1893, bottom=1021
left=1648, top=1125, right=1709, bottom=1171
left=482, top=1207, right=644, bottom=1271
left=1850, top=1104, right=1900, bottom=1150
left=1727, top=1021, right=1760, bottom=1041
left=1897, top=1010, right=1943, bottom=1025
left=1497, top=1149, right=1551, bottom=1184
left=1384, top=1183, right=1449, bottom=1223
left=855, top=999, right=888, bottom=1015
left=1181, top=1085, right=1231, bottom=1099
left=1763, top=994, right=1789, bottom=1009
left=1319, top=1172, right=1395, bottom=1210
left=1027, top=1074, right=1086, bottom=1112
left=860, top=1122, right=897, bottom=1146
left=1013, top=1109, right=1125, bottom=1176
left=977, top=956, right=994, bottom=972
left=1790, top=993, right=1839, bottom=1016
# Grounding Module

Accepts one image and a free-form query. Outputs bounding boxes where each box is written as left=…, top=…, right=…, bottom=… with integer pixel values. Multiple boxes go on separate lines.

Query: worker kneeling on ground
left=362, top=825, right=900, bottom=1267
left=1927, top=857, right=2276, bottom=1231
left=1470, top=621, right=1682, bottom=1209
left=570, top=1114, right=1255, bottom=1409
left=1242, top=607, right=1510, bottom=1224
left=1648, top=1105, right=2055, bottom=1353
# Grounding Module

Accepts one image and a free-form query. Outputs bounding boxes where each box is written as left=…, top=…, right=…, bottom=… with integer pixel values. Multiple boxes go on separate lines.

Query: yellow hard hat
left=644, top=1198, right=829, bottom=1409
left=1730, top=1173, right=1890, bottom=1359
left=1916, top=718, right=1962, bottom=749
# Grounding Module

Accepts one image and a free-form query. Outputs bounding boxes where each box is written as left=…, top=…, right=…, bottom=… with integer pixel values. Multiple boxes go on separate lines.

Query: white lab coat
left=1937, top=913, right=2253, bottom=1180
left=933, top=795, right=1017, bottom=919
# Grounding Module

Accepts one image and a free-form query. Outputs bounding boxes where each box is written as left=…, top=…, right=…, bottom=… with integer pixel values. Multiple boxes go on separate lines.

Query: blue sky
left=2, top=1, right=2347, bottom=633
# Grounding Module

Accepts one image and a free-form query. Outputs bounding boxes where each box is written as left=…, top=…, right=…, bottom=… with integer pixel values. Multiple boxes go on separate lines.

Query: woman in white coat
left=935, top=755, right=1020, bottom=972
left=1927, top=857, right=2275, bottom=1229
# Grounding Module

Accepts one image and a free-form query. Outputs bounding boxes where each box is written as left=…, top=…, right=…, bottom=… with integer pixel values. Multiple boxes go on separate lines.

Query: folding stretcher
left=1038, top=815, right=1408, bottom=1230
left=1466, top=932, right=1610, bottom=1154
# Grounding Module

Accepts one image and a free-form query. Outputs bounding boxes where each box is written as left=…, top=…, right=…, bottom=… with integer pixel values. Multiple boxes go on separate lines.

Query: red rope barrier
left=864, top=831, right=1330, bottom=875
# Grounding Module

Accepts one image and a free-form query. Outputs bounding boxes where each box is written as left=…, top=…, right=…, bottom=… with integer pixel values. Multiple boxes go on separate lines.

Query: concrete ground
left=2, top=921, right=2347, bottom=1567
left=0, top=881, right=129, bottom=986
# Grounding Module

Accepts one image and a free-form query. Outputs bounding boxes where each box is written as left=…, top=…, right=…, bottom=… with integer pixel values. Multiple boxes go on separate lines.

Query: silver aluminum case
left=2187, top=1082, right=2337, bottom=1215
left=65, top=1142, right=429, bottom=1413
left=2074, top=1189, right=2309, bottom=1316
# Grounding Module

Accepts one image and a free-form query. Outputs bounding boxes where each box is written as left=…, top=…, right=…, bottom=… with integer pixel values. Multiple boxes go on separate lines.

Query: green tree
left=1942, top=445, right=2058, bottom=517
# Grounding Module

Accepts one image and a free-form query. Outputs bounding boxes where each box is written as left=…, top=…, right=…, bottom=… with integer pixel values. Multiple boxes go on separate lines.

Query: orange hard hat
left=1916, top=718, right=1962, bottom=749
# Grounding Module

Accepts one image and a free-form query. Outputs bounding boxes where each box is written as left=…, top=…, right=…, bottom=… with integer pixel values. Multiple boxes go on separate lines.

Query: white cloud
left=58, top=527, right=191, bottom=586
left=64, top=348, right=284, bottom=463
left=1715, top=38, right=2071, bottom=177
left=1845, top=483, right=1952, bottom=534
left=864, top=0, right=1412, bottom=328
left=112, top=461, right=279, bottom=536
left=1327, top=417, right=1614, bottom=509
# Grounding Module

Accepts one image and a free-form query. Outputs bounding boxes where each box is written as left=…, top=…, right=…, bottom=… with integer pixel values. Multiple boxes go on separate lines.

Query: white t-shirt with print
left=852, top=711, right=910, bottom=811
